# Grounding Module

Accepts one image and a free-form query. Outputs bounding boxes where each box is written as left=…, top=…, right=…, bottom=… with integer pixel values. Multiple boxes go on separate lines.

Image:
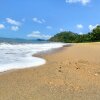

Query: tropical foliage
left=49, top=25, right=100, bottom=43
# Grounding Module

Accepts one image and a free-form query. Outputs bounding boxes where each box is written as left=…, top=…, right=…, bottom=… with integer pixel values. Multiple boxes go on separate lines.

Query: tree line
left=49, top=25, right=100, bottom=43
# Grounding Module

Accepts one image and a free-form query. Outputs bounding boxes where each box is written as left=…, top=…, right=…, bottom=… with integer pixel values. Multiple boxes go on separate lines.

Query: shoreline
left=0, top=43, right=71, bottom=75
left=0, top=42, right=100, bottom=100
left=33, top=43, right=72, bottom=58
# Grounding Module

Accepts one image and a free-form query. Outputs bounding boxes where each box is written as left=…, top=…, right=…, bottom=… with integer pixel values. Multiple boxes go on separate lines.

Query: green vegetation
left=49, top=25, right=100, bottom=43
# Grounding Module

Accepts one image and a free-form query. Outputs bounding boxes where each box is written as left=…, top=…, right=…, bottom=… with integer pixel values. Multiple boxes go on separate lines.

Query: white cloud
left=76, top=24, right=83, bottom=29
left=79, top=32, right=83, bottom=34
left=0, top=24, right=5, bottom=29
left=6, top=18, right=21, bottom=26
left=11, top=26, right=19, bottom=31
left=32, top=17, right=45, bottom=24
left=60, top=28, right=64, bottom=32
left=46, top=26, right=52, bottom=29
left=89, top=24, right=99, bottom=31
left=65, top=0, right=91, bottom=5
left=27, top=31, right=51, bottom=39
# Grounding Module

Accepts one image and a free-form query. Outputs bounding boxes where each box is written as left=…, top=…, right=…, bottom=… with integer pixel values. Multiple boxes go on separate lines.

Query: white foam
left=0, top=42, right=67, bottom=72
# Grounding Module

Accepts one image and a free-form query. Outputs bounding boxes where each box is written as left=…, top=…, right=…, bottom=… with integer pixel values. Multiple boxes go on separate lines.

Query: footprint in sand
left=58, top=66, right=62, bottom=72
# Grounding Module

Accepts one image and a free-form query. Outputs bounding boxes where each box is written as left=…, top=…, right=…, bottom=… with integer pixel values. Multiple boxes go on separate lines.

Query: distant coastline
left=0, top=37, right=47, bottom=44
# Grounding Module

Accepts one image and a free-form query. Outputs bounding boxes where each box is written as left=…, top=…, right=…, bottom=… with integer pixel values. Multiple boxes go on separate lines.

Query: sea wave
left=0, top=42, right=67, bottom=72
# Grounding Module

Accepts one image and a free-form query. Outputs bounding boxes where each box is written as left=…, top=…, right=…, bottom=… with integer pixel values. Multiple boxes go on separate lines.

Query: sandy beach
left=0, top=43, right=100, bottom=100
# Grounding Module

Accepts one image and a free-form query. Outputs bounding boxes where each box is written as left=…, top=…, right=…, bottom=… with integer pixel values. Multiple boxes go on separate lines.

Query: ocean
left=0, top=39, right=66, bottom=72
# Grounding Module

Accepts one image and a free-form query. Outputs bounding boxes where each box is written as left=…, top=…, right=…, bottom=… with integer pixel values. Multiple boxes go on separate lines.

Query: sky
left=0, top=0, right=100, bottom=39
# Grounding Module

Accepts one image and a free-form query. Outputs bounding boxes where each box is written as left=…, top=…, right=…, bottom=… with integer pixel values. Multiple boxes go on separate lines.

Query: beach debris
left=58, top=69, right=62, bottom=72
left=76, top=67, right=80, bottom=70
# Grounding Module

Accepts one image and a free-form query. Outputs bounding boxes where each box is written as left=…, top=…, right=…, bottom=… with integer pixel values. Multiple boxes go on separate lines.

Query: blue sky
left=0, top=0, right=100, bottom=39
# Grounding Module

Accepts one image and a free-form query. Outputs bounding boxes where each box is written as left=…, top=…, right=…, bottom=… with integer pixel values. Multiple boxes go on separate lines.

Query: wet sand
left=0, top=43, right=100, bottom=100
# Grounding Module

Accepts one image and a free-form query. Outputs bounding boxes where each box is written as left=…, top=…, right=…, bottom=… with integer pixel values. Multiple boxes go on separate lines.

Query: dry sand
left=0, top=43, right=100, bottom=100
